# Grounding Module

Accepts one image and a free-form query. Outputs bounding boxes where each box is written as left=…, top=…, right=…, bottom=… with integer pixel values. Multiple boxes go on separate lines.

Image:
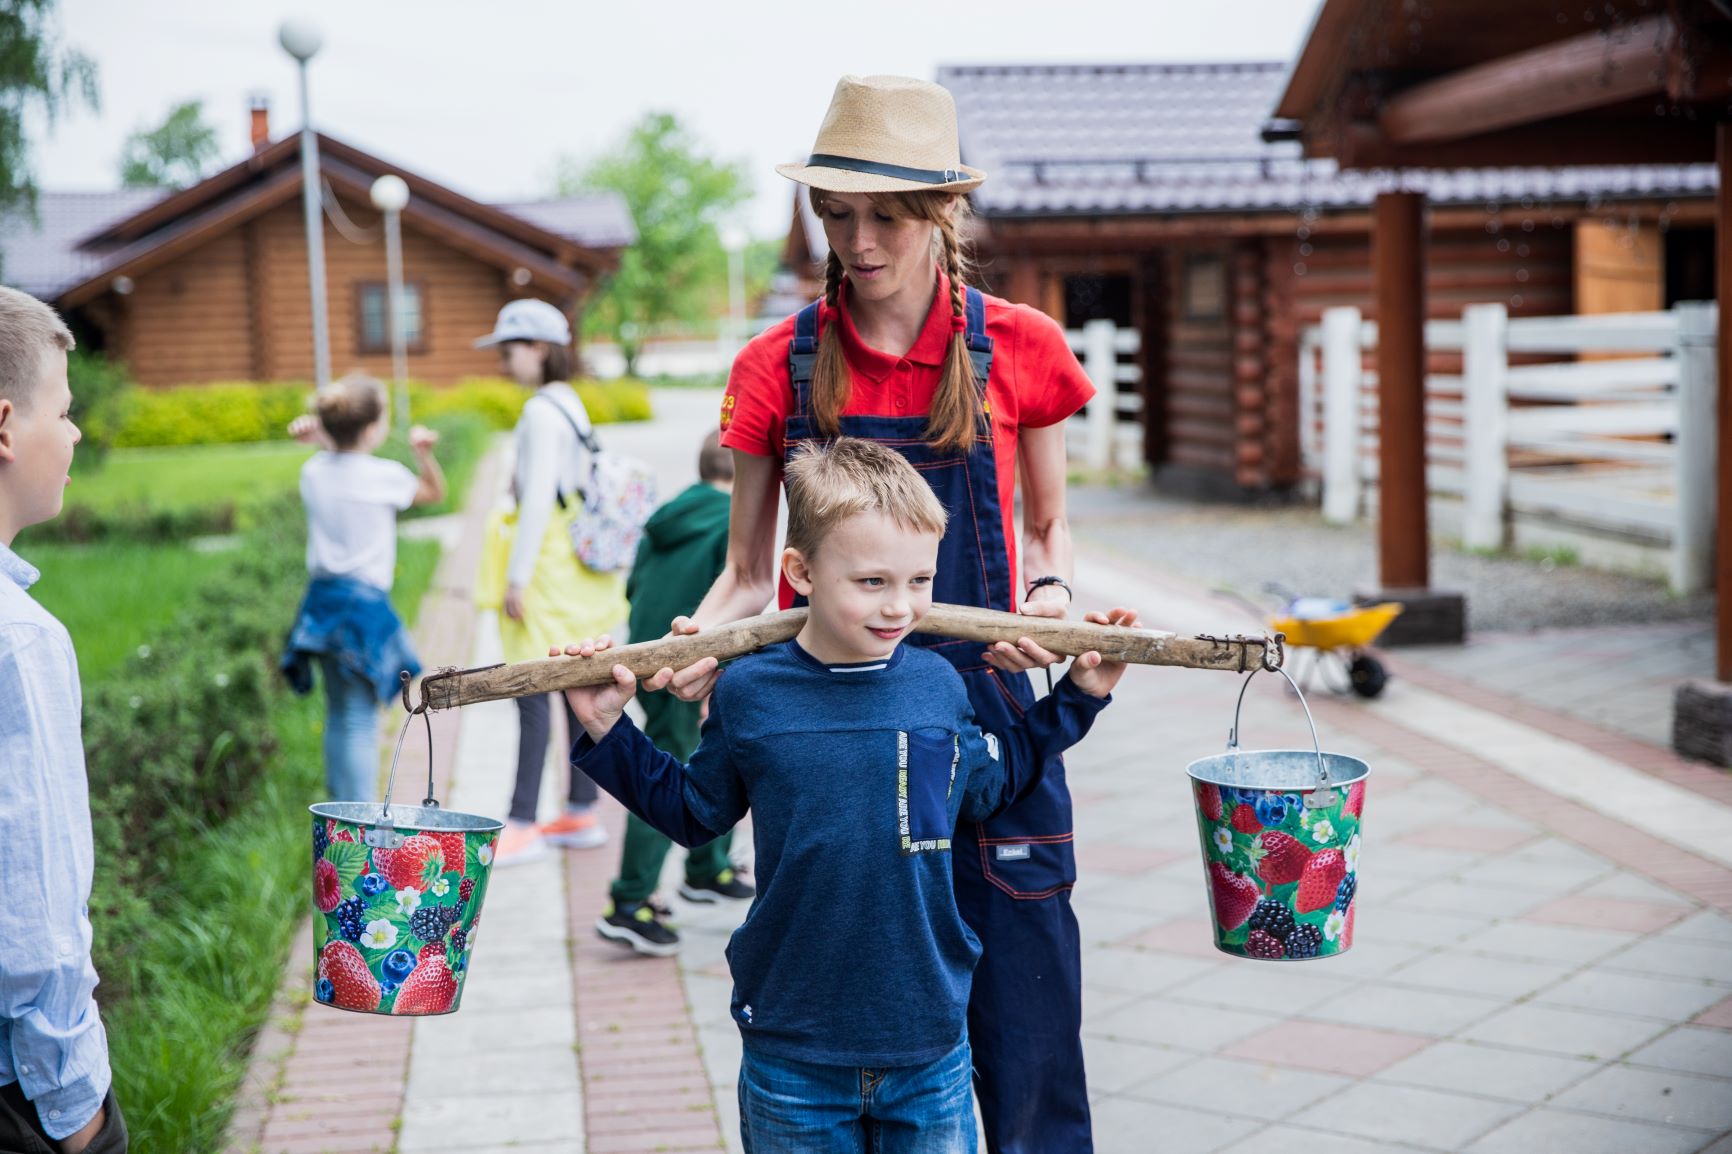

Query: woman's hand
left=504, top=584, right=527, bottom=621
left=981, top=585, right=1069, bottom=673
left=1066, top=607, right=1140, bottom=698
left=658, top=615, right=722, bottom=702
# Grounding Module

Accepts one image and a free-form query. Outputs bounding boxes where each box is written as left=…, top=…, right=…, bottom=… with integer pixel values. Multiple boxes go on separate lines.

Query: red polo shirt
left=720, top=272, right=1094, bottom=607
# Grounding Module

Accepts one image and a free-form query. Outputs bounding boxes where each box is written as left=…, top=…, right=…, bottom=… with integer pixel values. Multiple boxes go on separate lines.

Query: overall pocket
left=899, top=729, right=959, bottom=854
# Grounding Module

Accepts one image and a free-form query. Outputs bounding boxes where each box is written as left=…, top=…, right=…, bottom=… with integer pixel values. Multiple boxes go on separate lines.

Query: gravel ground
left=1066, top=483, right=1717, bottom=634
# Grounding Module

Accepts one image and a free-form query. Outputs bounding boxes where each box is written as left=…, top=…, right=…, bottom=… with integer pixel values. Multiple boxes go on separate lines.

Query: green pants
left=607, top=691, right=735, bottom=904
left=610, top=814, right=733, bottom=904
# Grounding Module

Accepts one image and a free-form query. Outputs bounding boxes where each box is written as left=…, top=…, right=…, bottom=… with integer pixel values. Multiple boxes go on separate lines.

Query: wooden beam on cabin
left=1374, top=191, right=1430, bottom=590
left=1718, top=122, right=1732, bottom=683
left=1379, top=15, right=1675, bottom=146
left=1343, top=116, right=1714, bottom=168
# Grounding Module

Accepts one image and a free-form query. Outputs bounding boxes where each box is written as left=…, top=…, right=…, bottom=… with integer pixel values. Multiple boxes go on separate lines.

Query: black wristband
left=1026, top=575, right=1072, bottom=602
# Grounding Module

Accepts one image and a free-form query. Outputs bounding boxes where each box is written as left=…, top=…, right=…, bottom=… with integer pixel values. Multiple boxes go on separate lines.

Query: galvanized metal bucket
left=1188, top=666, right=1368, bottom=961
left=308, top=694, right=503, bottom=1015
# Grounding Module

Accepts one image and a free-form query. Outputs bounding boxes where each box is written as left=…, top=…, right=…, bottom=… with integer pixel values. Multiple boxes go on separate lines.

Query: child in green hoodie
left=595, top=431, right=750, bottom=955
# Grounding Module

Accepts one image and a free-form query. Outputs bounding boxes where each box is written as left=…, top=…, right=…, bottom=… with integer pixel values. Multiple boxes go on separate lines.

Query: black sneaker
left=595, top=900, right=680, bottom=957
left=678, top=867, right=756, bottom=903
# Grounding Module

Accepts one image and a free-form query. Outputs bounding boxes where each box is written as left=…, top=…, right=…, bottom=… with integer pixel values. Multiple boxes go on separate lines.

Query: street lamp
left=280, top=19, right=331, bottom=388
left=720, top=223, right=749, bottom=356
left=370, top=174, right=411, bottom=425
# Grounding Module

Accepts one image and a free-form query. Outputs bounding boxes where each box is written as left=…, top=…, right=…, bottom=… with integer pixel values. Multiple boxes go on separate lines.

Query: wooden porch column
left=1719, top=122, right=1732, bottom=684
left=1373, top=191, right=1429, bottom=588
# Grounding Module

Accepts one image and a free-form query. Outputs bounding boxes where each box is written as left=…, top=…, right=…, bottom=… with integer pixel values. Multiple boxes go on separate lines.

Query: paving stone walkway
left=230, top=390, right=1732, bottom=1154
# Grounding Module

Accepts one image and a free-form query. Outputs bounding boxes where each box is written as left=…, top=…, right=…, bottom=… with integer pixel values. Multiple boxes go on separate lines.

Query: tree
left=557, top=112, right=749, bottom=375
left=0, top=0, right=97, bottom=264
left=119, top=99, right=220, bottom=188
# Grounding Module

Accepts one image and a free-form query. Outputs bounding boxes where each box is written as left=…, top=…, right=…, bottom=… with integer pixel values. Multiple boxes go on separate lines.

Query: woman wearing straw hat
left=662, top=75, right=1098, bottom=1152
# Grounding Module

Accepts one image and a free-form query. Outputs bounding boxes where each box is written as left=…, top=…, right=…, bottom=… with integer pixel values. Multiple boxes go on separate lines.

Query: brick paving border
left=1309, top=691, right=1732, bottom=916
left=564, top=805, right=729, bottom=1153
left=1387, top=655, right=1732, bottom=807
left=221, top=448, right=502, bottom=1154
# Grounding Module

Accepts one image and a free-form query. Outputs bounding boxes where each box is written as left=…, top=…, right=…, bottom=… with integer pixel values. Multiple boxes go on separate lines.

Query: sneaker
left=542, top=806, right=609, bottom=850
left=494, top=820, right=549, bottom=868
left=595, top=900, right=680, bottom=957
left=678, top=867, right=755, bottom=903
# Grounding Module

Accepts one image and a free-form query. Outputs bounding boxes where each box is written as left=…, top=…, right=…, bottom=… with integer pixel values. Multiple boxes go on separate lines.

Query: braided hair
left=806, top=187, right=982, bottom=453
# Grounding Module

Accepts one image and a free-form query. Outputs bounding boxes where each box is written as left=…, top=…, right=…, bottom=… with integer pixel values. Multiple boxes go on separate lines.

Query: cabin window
left=1181, top=254, right=1226, bottom=322
left=356, top=282, right=426, bottom=354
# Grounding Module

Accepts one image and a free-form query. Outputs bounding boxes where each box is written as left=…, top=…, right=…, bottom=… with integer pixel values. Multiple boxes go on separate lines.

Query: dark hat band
left=806, top=153, right=968, bottom=185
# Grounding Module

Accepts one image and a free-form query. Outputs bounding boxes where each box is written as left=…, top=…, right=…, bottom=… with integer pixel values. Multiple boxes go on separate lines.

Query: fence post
left=1082, top=319, right=1116, bottom=472
left=1674, top=302, right=1717, bottom=595
left=1462, top=303, right=1510, bottom=551
left=1321, top=307, right=1363, bottom=524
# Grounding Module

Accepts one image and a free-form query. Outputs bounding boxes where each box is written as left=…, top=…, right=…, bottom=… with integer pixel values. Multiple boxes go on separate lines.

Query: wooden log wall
left=1163, top=248, right=1236, bottom=477
left=113, top=193, right=576, bottom=387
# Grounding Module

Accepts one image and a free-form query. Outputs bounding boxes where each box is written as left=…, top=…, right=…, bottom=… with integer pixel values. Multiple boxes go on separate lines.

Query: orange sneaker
left=541, top=806, right=609, bottom=849
left=494, top=819, right=549, bottom=868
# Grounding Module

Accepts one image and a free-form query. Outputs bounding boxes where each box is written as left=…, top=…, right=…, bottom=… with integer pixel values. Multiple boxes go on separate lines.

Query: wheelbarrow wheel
left=1348, top=653, right=1388, bottom=699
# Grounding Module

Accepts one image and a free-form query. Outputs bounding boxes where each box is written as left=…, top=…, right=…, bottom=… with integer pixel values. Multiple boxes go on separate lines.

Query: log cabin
left=0, top=104, right=632, bottom=386
left=932, top=62, right=1715, bottom=499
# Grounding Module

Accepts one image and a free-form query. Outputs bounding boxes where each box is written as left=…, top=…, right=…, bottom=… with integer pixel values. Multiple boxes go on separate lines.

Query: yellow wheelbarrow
left=1220, top=584, right=1403, bottom=699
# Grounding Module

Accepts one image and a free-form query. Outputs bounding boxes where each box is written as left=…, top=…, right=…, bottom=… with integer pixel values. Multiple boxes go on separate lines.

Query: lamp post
left=720, top=223, right=749, bottom=356
left=370, top=174, right=411, bottom=425
left=280, top=19, right=330, bottom=388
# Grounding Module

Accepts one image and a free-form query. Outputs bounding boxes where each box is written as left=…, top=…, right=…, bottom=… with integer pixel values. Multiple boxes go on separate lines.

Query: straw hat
left=776, top=75, right=986, bottom=195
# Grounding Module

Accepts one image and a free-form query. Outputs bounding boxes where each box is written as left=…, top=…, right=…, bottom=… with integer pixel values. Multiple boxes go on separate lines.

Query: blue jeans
left=738, top=1038, right=976, bottom=1154
left=320, top=655, right=379, bottom=802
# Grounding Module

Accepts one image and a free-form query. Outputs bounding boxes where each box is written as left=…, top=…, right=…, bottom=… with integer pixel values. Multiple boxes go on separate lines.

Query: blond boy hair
left=783, top=437, right=947, bottom=559
left=0, top=286, right=75, bottom=411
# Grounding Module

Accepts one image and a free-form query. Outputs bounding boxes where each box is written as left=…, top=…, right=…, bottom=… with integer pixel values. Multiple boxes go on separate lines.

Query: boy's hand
left=288, top=414, right=323, bottom=444
left=553, top=636, right=680, bottom=743
left=1065, top=606, right=1140, bottom=698
left=409, top=425, right=439, bottom=454
left=660, top=615, right=722, bottom=703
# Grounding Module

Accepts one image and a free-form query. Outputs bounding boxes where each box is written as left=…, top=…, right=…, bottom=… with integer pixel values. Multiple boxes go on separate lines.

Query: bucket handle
left=1226, top=663, right=1331, bottom=790
left=371, top=672, right=441, bottom=844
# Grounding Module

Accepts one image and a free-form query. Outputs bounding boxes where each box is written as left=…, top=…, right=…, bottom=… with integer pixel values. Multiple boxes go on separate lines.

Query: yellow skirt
left=477, top=507, right=628, bottom=665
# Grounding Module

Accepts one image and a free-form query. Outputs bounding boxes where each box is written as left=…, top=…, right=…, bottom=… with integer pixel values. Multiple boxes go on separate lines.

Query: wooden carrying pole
left=420, top=603, right=1282, bottom=712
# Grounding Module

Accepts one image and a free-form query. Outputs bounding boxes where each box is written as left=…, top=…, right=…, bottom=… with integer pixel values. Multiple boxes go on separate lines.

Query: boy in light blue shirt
left=0, top=286, right=126, bottom=1153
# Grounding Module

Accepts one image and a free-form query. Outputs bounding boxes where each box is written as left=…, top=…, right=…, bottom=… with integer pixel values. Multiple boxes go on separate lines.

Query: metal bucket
left=1188, top=666, right=1368, bottom=961
left=308, top=696, right=503, bottom=1015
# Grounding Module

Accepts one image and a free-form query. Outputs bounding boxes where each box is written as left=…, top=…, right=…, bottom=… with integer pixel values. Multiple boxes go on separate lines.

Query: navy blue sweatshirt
left=571, top=639, right=1108, bottom=1067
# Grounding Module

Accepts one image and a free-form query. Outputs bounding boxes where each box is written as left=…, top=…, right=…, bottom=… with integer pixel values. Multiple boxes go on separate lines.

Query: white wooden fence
left=1299, top=302, right=1718, bottom=593
left=1064, top=319, right=1143, bottom=470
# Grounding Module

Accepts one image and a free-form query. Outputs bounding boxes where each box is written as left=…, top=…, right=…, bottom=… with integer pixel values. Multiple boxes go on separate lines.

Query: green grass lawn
left=27, top=541, right=239, bottom=680
left=69, top=440, right=313, bottom=515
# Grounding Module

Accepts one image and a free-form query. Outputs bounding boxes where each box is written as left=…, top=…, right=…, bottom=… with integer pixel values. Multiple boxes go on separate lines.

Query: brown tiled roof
left=938, top=62, right=1716, bottom=217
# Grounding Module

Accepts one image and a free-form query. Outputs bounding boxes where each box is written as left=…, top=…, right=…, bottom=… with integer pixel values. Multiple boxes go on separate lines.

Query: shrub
left=67, top=350, right=136, bottom=466
left=109, top=377, right=654, bottom=450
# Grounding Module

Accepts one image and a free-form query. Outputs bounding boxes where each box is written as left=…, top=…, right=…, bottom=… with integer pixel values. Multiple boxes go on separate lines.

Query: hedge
left=110, top=376, right=654, bottom=449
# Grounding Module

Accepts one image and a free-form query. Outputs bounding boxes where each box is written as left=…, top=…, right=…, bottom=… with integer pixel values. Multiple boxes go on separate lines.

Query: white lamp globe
left=278, top=20, right=323, bottom=62
left=370, top=175, right=410, bottom=213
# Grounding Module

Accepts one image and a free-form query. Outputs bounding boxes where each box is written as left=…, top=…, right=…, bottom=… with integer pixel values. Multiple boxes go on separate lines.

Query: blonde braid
left=811, top=248, right=851, bottom=438
left=928, top=210, right=980, bottom=453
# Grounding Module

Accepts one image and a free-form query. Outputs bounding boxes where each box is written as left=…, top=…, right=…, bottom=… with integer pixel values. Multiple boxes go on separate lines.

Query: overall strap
left=963, top=286, right=993, bottom=391
left=787, top=299, right=822, bottom=415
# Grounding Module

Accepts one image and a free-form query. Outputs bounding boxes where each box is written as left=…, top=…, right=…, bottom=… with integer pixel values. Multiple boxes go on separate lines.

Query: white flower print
left=431, top=878, right=450, bottom=897
left=1345, top=833, right=1361, bottom=872
left=395, top=886, right=421, bottom=914
left=1213, top=828, right=1233, bottom=855
left=360, top=919, right=398, bottom=950
left=1311, top=819, right=1336, bottom=845
left=1323, top=909, right=1347, bottom=942
left=478, top=842, right=495, bottom=867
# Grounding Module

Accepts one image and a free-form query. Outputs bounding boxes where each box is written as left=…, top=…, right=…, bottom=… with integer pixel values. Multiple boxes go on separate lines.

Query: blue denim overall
left=786, top=290, right=1092, bottom=1153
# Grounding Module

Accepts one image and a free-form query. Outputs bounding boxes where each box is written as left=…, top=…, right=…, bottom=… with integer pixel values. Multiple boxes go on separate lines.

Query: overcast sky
left=33, top=0, right=1319, bottom=237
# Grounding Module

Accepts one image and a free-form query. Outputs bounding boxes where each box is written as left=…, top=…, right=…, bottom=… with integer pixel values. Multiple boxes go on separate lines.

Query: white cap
left=474, top=298, right=572, bottom=348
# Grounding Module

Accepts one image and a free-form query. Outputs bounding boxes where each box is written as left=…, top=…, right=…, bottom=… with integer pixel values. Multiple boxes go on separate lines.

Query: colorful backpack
left=539, top=394, right=657, bottom=572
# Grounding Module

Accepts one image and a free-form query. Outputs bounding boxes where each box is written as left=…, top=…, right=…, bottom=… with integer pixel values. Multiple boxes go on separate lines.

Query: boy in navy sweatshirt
left=561, top=436, right=1136, bottom=1153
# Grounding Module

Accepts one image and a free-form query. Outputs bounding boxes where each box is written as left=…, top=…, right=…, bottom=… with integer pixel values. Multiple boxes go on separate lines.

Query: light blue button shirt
left=0, top=542, right=110, bottom=1139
